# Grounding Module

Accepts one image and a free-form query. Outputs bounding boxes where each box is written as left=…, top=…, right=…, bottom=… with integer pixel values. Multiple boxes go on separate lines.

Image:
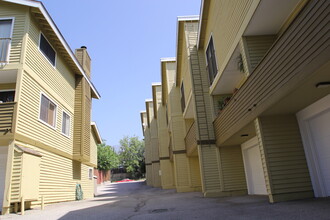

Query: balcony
left=0, top=102, right=16, bottom=134
left=213, top=0, right=329, bottom=145
left=185, top=121, right=197, bottom=156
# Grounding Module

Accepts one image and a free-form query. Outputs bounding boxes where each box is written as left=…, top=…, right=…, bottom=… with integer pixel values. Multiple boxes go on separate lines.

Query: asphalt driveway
left=1, top=181, right=329, bottom=220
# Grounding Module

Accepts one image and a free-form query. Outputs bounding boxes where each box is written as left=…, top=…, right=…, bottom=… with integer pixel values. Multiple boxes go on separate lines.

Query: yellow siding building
left=0, top=0, right=100, bottom=214
left=141, top=0, right=330, bottom=203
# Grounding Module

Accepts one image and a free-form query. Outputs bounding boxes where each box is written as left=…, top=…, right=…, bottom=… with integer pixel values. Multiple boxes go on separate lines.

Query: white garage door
left=0, top=147, right=8, bottom=212
left=297, top=94, right=330, bottom=197
left=241, top=137, right=267, bottom=195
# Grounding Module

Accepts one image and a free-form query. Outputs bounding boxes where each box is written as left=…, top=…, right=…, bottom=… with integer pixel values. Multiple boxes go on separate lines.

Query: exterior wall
left=0, top=83, right=16, bottom=90
left=184, top=21, right=223, bottom=197
left=0, top=1, right=28, bottom=64
left=255, top=115, right=313, bottom=202
left=166, top=61, right=195, bottom=192
left=16, top=71, right=74, bottom=155
left=188, top=156, right=202, bottom=190
left=202, top=0, right=259, bottom=80
left=90, top=131, right=98, bottom=167
left=144, top=127, right=153, bottom=186
left=219, top=146, right=247, bottom=193
left=159, top=160, right=175, bottom=189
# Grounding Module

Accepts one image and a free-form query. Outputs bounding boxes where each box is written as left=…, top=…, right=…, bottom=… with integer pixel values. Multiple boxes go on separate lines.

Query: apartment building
left=141, top=0, right=329, bottom=202
left=0, top=0, right=100, bottom=214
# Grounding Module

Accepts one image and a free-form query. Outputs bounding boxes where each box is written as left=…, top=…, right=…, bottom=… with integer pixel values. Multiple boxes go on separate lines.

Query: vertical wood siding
left=0, top=2, right=27, bottom=64
left=10, top=150, right=22, bottom=202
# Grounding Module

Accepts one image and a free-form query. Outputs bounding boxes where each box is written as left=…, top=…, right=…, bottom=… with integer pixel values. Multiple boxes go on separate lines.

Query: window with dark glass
left=206, top=36, right=218, bottom=85
left=180, top=82, right=186, bottom=113
left=0, top=91, right=15, bottom=102
left=0, top=19, right=13, bottom=63
left=39, top=33, right=56, bottom=66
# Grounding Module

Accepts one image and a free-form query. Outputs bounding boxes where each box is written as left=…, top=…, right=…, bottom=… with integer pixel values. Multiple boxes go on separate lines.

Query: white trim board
left=297, top=94, right=330, bottom=197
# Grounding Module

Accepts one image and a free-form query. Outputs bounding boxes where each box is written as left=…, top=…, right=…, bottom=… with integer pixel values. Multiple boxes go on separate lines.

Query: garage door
left=0, top=147, right=8, bottom=212
left=241, top=137, right=267, bottom=195
left=297, top=94, right=330, bottom=197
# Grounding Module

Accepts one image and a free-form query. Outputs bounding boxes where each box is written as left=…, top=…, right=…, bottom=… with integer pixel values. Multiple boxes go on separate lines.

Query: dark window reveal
left=180, top=82, right=186, bottom=113
left=0, top=91, right=15, bottom=102
left=40, top=34, right=56, bottom=66
left=206, top=36, right=218, bottom=85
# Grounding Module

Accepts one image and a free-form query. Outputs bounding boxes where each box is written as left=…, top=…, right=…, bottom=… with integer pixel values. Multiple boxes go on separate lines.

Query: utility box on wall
left=11, top=146, right=42, bottom=206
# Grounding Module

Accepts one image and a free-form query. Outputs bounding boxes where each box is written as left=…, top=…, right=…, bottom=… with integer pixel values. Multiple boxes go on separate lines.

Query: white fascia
left=91, top=121, right=102, bottom=143
left=152, top=82, right=161, bottom=86
left=145, top=99, right=153, bottom=102
left=160, top=57, right=176, bottom=62
left=3, top=0, right=100, bottom=99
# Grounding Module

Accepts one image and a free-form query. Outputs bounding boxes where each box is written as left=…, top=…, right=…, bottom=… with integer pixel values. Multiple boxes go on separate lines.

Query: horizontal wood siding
left=204, top=0, right=257, bottom=72
left=185, top=121, right=197, bottom=156
left=80, top=164, right=93, bottom=199
left=152, top=163, right=161, bottom=187
left=214, top=0, right=330, bottom=145
left=0, top=102, right=16, bottom=133
left=90, top=131, right=98, bottom=167
left=160, top=160, right=175, bottom=189
left=199, top=146, right=221, bottom=191
left=157, top=105, right=170, bottom=158
left=189, top=157, right=202, bottom=189
left=256, top=116, right=313, bottom=202
left=26, top=17, right=75, bottom=110
left=243, top=35, right=277, bottom=73
left=0, top=2, right=27, bottom=64
left=16, top=72, right=73, bottom=154
left=219, top=146, right=247, bottom=191
left=174, top=154, right=190, bottom=187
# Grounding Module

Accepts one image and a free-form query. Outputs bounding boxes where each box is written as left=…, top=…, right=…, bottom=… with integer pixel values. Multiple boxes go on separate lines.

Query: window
left=39, top=94, right=57, bottom=128
left=62, top=111, right=70, bottom=137
left=39, top=33, right=56, bottom=66
left=0, top=19, right=13, bottom=63
left=88, top=168, right=93, bottom=180
left=0, top=90, right=15, bottom=103
left=206, top=36, right=218, bottom=85
left=180, top=82, right=186, bottom=113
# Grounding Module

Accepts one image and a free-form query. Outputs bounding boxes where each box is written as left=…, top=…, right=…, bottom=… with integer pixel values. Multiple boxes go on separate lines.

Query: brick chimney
left=75, top=46, right=91, bottom=79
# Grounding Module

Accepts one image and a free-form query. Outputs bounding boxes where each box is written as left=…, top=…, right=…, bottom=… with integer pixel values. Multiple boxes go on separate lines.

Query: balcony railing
left=184, top=121, right=197, bottom=156
left=0, top=38, right=11, bottom=63
left=0, top=102, right=16, bottom=133
left=213, top=0, right=329, bottom=145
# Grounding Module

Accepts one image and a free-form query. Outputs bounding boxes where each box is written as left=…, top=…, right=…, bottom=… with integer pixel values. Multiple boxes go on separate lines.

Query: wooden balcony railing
left=0, top=102, right=16, bottom=134
left=213, top=0, right=329, bottom=145
left=184, top=121, right=197, bottom=156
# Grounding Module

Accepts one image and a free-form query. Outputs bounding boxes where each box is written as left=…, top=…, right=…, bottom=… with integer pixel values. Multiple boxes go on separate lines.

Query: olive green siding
left=255, top=116, right=313, bottom=202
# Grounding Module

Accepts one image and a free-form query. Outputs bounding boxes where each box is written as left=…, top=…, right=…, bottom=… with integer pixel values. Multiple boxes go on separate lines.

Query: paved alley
left=1, top=181, right=330, bottom=220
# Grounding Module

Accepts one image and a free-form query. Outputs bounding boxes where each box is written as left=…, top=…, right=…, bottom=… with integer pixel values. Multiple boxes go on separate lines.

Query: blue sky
left=41, top=0, right=201, bottom=148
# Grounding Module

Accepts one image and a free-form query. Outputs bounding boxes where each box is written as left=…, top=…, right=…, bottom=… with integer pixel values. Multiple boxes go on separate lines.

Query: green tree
left=119, top=136, right=145, bottom=178
left=97, top=141, right=119, bottom=171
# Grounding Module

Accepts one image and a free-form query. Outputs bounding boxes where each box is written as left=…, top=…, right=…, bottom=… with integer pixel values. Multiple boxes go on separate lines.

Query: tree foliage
left=119, top=136, right=145, bottom=178
left=97, top=141, right=119, bottom=171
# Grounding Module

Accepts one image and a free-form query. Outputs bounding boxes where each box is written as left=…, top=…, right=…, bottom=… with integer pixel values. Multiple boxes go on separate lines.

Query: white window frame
left=38, top=32, right=56, bottom=68
left=38, top=92, right=57, bottom=130
left=205, top=33, right=219, bottom=86
left=61, top=110, right=71, bottom=138
left=0, top=17, right=15, bottom=64
left=88, top=167, right=93, bottom=180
